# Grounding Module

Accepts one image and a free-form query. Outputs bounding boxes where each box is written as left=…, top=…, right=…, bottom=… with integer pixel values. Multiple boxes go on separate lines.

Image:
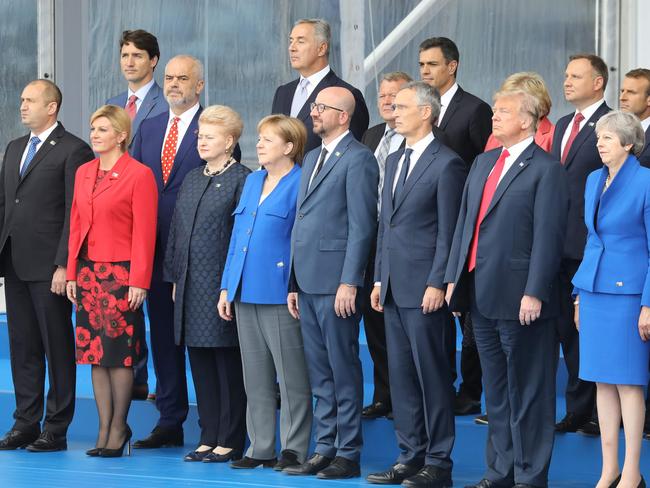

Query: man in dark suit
left=620, top=68, right=650, bottom=166
left=419, top=36, right=493, bottom=416
left=131, top=55, right=211, bottom=449
left=0, top=80, right=94, bottom=451
left=446, top=89, right=568, bottom=488
left=366, top=82, right=466, bottom=488
left=284, top=87, right=378, bottom=479
left=106, top=29, right=168, bottom=401
left=271, top=18, right=369, bottom=153
left=551, top=54, right=611, bottom=435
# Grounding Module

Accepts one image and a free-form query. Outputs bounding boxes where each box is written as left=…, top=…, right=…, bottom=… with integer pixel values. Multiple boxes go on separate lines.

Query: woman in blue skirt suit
left=573, top=110, right=650, bottom=488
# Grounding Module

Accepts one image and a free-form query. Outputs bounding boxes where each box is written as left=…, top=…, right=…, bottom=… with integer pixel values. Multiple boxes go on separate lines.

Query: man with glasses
left=271, top=18, right=369, bottom=152
left=285, top=86, right=378, bottom=479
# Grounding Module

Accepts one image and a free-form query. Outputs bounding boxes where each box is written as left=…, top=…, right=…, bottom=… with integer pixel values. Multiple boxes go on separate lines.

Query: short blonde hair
left=90, top=105, right=131, bottom=151
left=199, top=105, right=243, bottom=144
left=257, top=115, right=308, bottom=163
left=596, top=110, right=646, bottom=157
left=493, top=89, right=540, bottom=133
left=500, top=72, right=552, bottom=118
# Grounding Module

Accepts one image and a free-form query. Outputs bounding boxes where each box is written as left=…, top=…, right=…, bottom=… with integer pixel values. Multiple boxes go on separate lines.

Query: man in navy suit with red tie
left=551, top=54, right=611, bottom=436
left=446, top=88, right=568, bottom=488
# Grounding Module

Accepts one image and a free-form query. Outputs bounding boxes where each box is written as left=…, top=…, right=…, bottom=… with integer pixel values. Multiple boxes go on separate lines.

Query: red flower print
left=76, top=349, right=85, bottom=363
left=82, top=349, right=98, bottom=364
left=104, top=310, right=127, bottom=338
left=93, top=262, right=112, bottom=280
left=101, top=279, right=122, bottom=293
left=116, top=297, right=130, bottom=312
left=77, top=266, right=97, bottom=290
left=123, top=357, right=133, bottom=367
left=81, top=292, right=96, bottom=313
left=76, top=327, right=91, bottom=348
left=125, top=325, right=134, bottom=337
left=89, top=336, right=103, bottom=359
left=88, top=310, right=104, bottom=330
left=112, top=265, right=129, bottom=284
left=96, top=291, right=117, bottom=311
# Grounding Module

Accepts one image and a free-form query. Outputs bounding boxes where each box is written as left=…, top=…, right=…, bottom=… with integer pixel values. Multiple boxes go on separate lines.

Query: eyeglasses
left=310, top=102, right=344, bottom=114
left=390, top=103, right=429, bottom=112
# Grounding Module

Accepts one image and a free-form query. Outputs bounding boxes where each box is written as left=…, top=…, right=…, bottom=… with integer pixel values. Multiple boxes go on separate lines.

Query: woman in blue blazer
left=572, top=111, right=650, bottom=488
left=218, top=115, right=312, bottom=470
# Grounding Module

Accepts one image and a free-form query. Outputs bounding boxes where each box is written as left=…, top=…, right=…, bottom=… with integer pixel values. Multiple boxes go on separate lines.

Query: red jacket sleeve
left=66, top=165, right=85, bottom=281
left=128, top=167, right=158, bottom=289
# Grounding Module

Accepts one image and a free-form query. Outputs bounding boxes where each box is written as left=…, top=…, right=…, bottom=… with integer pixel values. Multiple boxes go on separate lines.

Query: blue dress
left=572, top=156, right=650, bottom=386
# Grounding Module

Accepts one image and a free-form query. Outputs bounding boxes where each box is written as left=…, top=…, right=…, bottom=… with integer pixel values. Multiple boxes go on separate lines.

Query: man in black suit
left=620, top=68, right=650, bottom=166
left=271, top=18, right=369, bottom=153
left=419, top=36, right=492, bottom=416
left=367, top=81, right=466, bottom=488
left=551, top=54, right=611, bottom=436
left=446, top=88, right=568, bottom=488
left=0, top=79, right=94, bottom=452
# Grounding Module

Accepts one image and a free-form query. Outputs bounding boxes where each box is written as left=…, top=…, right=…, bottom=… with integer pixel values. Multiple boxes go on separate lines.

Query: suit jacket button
left=14, top=199, right=19, bottom=204
left=298, top=213, right=304, bottom=219
left=616, top=281, right=623, bottom=287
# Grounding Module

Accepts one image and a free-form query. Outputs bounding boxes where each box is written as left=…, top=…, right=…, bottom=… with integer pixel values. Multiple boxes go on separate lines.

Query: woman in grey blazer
left=164, top=105, right=250, bottom=463
left=218, top=115, right=312, bottom=471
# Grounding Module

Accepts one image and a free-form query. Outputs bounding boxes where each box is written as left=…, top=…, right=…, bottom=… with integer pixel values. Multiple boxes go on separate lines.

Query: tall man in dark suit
left=0, top=80, right=94, bottom=451
left=551, top=54, right=611, bottom=435
left=620, top=68, right=650, bottom=166
left=446, top=88, right=568, bottom=488
left=130, top=55, right=205, bottom=449
left=106, top=29, right=168, bottom=401
left=419, top=36, right=493, bottom=416
left=366, top=82, right=466, bottom=488
left=271, top=18, right=369, bottom=153
left=284, top=87, right=378, bottom=479
left=107, top=29, right=168, bottom=146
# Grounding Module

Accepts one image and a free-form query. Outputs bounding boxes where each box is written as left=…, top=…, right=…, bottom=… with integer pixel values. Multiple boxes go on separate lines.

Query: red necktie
left=161, top=117, right=180, bottom=185
left=468, top=149, right=510, bottom=272
left=126, top=95, right=137, bottom=120
left=560, top=112, right=585, bottom=164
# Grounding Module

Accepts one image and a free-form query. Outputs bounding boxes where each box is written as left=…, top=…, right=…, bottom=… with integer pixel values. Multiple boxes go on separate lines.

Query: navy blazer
left=291, top=132, right=379, bottom=294
left=374, top=139, right=467, bottom=307
left=272, top=70, right=370, bottom=153
left=106, top=81, right=168, bottom=144
left=445, top=142, right=569, bottom=320
left=572, top=156, right=650, bottom=304
left=551, top=102, right=611, bottom=260
left=639, top=126, right=650, bottom=167
left=437, top=86, right=493, bottom=167
left=221, top=165, right=301, bottom=304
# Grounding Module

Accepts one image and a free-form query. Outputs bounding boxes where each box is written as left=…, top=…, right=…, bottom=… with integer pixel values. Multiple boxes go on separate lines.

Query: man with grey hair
left=446, top=88, right=568, bottom=488
left=131, top=55, right=239, bottom=449
left=272, top=18, right=369, bottom=152
left=367, top=82, right=466, bottom=487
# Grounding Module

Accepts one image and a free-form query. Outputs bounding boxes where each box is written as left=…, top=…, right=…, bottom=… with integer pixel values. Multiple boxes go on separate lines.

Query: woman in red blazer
left=484, top=72, right=555, bottom=152
left=65, top=105, right=157, bottom=458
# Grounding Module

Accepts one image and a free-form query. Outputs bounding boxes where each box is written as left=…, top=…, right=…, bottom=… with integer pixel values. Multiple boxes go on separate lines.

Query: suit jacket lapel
left=438, top=86, right=463, bottom=130
left=19, top=124, right=66, bottom=182
left=392, top=139, right=439, bottom=213
left=304, top=134, right=352, bottom=199
left=598, top=155, right=638, bottom=220
left=132, top=84, right=160, bottom=138
left=483, top=143, right=535, bottom=219
left=564, top=103, right=609, bottom=169
left=382, top=149, right=400, bottom=216
left=295, top=70, right=337, bottom=122
left=93, top=153, right=132, bottom=199
left=297, top=148, right=317, bottom=207
left=166, top=108, right=201, bottom=186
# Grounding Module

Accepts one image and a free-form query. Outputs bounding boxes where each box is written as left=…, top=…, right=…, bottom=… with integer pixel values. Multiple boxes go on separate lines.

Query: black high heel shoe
left=639, top=476, right=646, bottom=488
left=100, top=425, right=132, bottom=458
left=85, top=447, right=103, bottom=457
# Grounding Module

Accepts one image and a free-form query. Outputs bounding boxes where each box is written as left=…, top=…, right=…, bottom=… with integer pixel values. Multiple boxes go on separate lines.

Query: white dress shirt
left=296, top=65, right=330, bottom=100
left=494, top=135, right=534, bottom=185
left=127, top=78, right=155, bottom=113
left=560, top=98, right=605, bottom=156
left=20, top=122, right=59, bottom=172
left=161, top=103, right=201, bottom=157
left=641, top=116, right=650, bottom=133
left=308, top=129, right=349, bottom=188
left=391, top=132, right=435, bottom=195
left=438, top=82, right=459, bottom=125
left=373, top=124, right=405, bottom=161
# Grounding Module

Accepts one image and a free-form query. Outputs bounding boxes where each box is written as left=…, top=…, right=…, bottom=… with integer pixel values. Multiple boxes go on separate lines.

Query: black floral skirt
left=74, top=259, right=143, bottom=368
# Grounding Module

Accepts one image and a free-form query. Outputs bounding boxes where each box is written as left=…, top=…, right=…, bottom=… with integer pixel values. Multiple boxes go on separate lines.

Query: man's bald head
left=321, top=86, right=356, bottom=116
left=311, top=86, right=357, bottom=143
left=28, top=79, right=62, bottom=114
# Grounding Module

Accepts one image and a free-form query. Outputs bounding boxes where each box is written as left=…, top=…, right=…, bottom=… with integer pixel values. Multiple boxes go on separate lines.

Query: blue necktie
left=393, top=148, right=413, bottom=203
left=21, top=136, right=41, bottom=176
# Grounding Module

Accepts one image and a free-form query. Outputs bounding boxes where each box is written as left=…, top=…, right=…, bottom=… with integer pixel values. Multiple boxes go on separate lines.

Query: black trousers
left=3, top=245, right=75, bottom=436
left=557, top=258, right=595, bottom=416
left=187, top=346, right=247, bottom=449
left=458, top=312, right=483, bottom=402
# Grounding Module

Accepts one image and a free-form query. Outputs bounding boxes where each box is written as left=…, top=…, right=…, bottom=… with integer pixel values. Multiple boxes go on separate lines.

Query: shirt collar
left=576, top=98, right=605, bottom=122
left=440, top=82, right=459, bottom=108
left=503, top=135, right=534, bottom=160
left=405, top=131, right=435, bottom=154
left=640, top=116, right=650, bottom=133
left=300, top=65, right=330, bottom=89
left=128, top=78, right=155, bottom=101
left=168, top=102, right=201, bottom=126
left=30, top=121, right=59, bottom=141
left=322, top=129, right=350, bottom=155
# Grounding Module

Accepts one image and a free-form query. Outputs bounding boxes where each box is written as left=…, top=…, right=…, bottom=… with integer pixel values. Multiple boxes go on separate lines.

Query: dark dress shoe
left=454, top=395, right=482, bottom=416
left=26, top=431, right=67, bottom=452
left=474, top=414, right=489, bottom=425
left=203, top=449, right=242, bottom=463
left=230, top=455, right=276, bottom=468
left=367, top=463, right=422, bottom=484
left=576, top=419, right=600, bottom=436
left=284, top=453, right=332, bottom=475
left=316, top=456, right=360, bottom=479
left=0, top=430, right=39, bottom=450
left=465, top=479, right=510, bottom=488
left=273, top=450, right=299, bottom=471
left=362, top=401, right=392, bottom=419
left=133, top=426, right=183, bottom=448
left=554, top=412, right=590, bottom=433
left=184, top=448, right=214, bottom=462
left=132, top=383, right=149, bottom=401
left=402, top=465, right=452, bottom=487
left=86, top=447, right=103, bottom=456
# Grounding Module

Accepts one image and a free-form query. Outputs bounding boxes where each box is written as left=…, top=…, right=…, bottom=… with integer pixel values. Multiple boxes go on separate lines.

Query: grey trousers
left=234, top=301, right=313, bottom=461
